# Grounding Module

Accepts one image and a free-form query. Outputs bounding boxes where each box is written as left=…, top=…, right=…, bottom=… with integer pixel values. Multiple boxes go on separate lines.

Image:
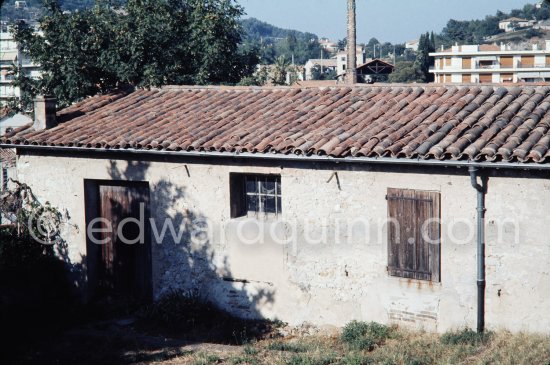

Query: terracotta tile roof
left=3, top=85, right=550, bottom=163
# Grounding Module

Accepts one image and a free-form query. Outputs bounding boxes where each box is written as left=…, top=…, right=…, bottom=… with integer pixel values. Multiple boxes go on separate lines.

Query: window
left=387, top=188, right=441, bottom=282
left=230, top=174, right=282, bottom=218
left=1, top=166, right=7, bottom=191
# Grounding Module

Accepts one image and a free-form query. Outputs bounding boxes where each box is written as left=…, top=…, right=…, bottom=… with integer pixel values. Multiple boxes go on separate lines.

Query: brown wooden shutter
left=479, top=74, right=492, bottom=83
left=445, top=57, right=451, bottom=67
left=521, top=55, right=534, bottom=68
left=462, top=57, right=472, bottom=69
left=462, top=74, right=471, bottom=83
left=546, top=55, right=550, bottom=67
left=387, top=188, right=441, bottom=282
left=500, top=56, right=514, bottom=68
left=230, top=174, right=246, bottom=218
left=501, top=73, right=513, bottom=82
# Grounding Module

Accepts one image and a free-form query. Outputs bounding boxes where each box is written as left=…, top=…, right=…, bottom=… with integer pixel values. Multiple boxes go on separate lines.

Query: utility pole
left=346, top=0, right=357, bottom=85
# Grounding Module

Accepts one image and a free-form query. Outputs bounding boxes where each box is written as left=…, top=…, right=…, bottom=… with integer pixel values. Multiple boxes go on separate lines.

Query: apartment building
left=0, top=28, right=41, bottom=104
left=430, top=42, right=550, bottom=84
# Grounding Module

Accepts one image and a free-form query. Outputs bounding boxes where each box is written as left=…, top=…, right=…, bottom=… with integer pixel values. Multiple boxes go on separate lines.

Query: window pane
left=276, top=179, right=281, bottom=196
left=247, top=195, right=258, bottom=213
left=261, top=178, right=276, bottom=195
left=264, top=195, right=276, bottom=214
left=246, top=177, right=258, bottom=194
left=277, top=197, right=282, bottom=214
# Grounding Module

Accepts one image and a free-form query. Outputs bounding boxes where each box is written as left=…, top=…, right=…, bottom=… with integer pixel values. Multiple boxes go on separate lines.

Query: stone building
left=1, top=85, right=550, bottom=333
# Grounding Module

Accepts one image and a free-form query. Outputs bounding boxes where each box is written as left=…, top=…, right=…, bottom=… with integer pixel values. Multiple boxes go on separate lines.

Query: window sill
left=388, top=275, right=442, bottom=289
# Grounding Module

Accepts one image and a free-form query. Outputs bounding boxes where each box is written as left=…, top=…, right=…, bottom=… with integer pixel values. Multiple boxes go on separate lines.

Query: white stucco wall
left=14, top=153, right=550, bottom=333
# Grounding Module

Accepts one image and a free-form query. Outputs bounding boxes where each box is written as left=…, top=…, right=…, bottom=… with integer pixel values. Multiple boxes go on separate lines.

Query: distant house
left=304, top=58, right=338, bottom=80
left=534, top=19, right=550, bottom=30
left=356, top=59, right=395, bottom=82
left=336, top=47, right=366, bottom=76
left=405, top=39, right=419, bottom=52
left=498, top=17, right=535, bottom=32
left=1, top=85, right=550, bottom=334
left=319, top=38, right=339, bottom=54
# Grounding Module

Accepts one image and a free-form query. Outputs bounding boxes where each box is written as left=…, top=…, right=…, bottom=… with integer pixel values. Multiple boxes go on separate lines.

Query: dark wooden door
left=87, top=181, right=152, bottom=302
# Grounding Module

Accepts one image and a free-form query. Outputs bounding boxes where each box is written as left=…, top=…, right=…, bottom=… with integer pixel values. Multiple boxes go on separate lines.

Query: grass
left=177, top=324, right=550, bottom=365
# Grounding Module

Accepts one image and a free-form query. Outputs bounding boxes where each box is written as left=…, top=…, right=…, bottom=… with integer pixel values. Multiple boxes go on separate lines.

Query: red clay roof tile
left=3, top=85, right=550, bottom=163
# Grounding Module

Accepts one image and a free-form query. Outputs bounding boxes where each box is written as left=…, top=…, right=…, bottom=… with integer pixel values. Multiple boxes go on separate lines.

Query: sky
left=239, top=0, right=535, bottom=43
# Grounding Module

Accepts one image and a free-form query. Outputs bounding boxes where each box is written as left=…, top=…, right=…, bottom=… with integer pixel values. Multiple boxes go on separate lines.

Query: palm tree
left=346, top=0, right=358, bottom=85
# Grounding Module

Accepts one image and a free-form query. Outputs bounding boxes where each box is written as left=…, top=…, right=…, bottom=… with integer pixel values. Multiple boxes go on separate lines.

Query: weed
left=441, top=328, right=492, bottom=346
left=285, top=352, right=338, bottom=365
left=341, top=321, right=393, bottom=351
left=342, top=352, right=372, bottom=365
left=193, top=353, right=221, bottom=365
left=266, top=340, right=310, bottom=353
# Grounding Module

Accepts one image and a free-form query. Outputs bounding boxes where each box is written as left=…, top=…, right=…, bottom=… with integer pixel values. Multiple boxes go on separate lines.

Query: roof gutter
left=3, top=144, right=550, bottom=171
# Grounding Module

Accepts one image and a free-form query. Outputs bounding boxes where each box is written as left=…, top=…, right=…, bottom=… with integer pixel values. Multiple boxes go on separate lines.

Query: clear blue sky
left=239, top=0, right=534, bottom=43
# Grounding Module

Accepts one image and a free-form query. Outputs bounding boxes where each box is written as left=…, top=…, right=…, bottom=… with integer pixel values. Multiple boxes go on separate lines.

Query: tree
left=271, top=56, right=290, bottom=86
left=346, top=0, right=357, bottom=85
left=415, top=32, right=435, bottom=83
left=11, top=0, right=259, bottom=109
left=388, top=61, right=422, bottom=83
left=310, top=65, right=336, bottom=81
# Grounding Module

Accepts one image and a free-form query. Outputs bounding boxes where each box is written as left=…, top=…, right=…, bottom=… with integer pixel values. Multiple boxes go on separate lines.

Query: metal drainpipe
left=469, top=166, right=486, bottom=333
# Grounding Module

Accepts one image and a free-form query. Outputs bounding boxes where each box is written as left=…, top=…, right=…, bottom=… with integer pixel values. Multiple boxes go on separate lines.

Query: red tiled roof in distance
left=3, top=84, right=550, bottom=164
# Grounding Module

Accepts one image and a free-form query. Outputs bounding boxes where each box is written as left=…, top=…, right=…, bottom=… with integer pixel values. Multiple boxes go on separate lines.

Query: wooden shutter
left=462, top=74, right=471, bottom=83
left=387, top=188, right=441, bottom=282
left=500, top=56, right=514, bottom=68
left=501, top=73, right=513, bottom=82
left=230, top=174, right=246, bottom=218
left=546, top=55, right=550, bottom=67
left=462, top=57, right=472, bottom=69
left=479, top=74, right=492, bottom=83
left=445, top=57, right=451, bottom=67
left=521, top=55, right=534, bottom=68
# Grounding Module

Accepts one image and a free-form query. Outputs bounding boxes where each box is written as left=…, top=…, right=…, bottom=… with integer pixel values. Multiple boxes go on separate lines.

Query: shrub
left=441, top=328, right=492, bottom=346
left=341, top=321, right=393, bottom=351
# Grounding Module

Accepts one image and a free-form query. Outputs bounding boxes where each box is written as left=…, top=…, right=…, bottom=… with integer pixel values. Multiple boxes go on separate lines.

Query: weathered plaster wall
left=15, top=153, right=550, bottom=333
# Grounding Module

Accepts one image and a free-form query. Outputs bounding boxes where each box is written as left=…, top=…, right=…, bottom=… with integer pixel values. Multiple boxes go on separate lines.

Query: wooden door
left=86, top=181, right=152, bottom=302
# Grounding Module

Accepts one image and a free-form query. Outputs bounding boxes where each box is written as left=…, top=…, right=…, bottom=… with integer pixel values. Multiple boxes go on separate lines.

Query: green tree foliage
left=271, top=55, right=289, bottom=86
left=310, top=64, right=336, bottom=81
left=241, top=17, right=323, bottom=65
left=415, top=32, right=435, bottom=83
left=388, top=61, right=421, bottom=83
left=11, top=0, right=259, bottom=108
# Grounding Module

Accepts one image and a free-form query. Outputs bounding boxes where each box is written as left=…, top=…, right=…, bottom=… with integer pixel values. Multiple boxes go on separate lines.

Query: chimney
left=33, top=95, right=57, bottom=131
left=533, top=44, right=539, bottom=51
left=545, top=40, right=550, bottom=50
left=500, top=42, right=506, bottom=51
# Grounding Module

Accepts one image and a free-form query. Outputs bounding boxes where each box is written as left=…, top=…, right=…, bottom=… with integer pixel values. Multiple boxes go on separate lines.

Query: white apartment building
left=0, top=29, right=41, bottom=104
left=430, top=42, right=550, bottom=84
left=336, top=47, right=366, bottom=77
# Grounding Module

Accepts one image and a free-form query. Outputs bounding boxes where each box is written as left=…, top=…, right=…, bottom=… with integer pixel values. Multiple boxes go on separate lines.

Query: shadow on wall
left=105, top=160, right=276, bottom=320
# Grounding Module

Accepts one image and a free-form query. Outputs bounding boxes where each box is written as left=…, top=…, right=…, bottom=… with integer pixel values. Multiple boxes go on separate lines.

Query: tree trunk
left=346, top=0, right=358, bottom=85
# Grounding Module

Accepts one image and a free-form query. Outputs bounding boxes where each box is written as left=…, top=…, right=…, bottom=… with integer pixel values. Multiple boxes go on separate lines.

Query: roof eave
left=3, top=144, right=549, bottom=171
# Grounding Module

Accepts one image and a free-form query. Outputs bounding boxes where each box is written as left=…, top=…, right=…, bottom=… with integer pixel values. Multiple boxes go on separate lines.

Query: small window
left=387, top=188, right=441, bottom=282
left=1, top=166, right=7, bottom=191
left=230, top=174, right=282, bottom=218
